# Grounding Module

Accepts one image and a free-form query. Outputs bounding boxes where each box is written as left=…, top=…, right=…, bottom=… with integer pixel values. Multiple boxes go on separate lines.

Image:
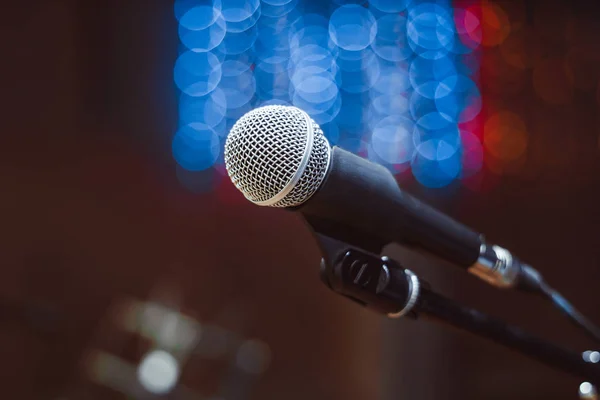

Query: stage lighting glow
left=328, top=5, right=377, bottom=51
left=216, top=24, right=258, bottom=55
left=218, top=59, right=256, bottom=109
left=337, top=94, right=368, bottom=134
left=407, top=3, right=455, bottom=60
left=178, top=10, right=226, bottom=52
left=172, top=123, right=220, bottom=171
left=262, top=0, right=295, bottom=6
left=173, top=0, right=483, bottom=191
left=320, top=121, right=340, bottom=145
left=369, top=0, right=410, bottom=14
left=254, top=23, right=292, bottom=63
left=225, top=100, right=256, bottom=121
left=220, top=0, right=260, bottom=23
left=292, top=73, right=339, bottom=104
left=478, top=2, right=511, bottom=47
left=411, top=136, right=461, bottom=188
left=372, top=63, right=410, bottom=95
left=294, top=91, right=342, bottom=125
left=290, top=44, right=337, bottom=72
left=369, top=93, right=409, bottom=121
left=225, top=4, right=261, bottom=33
left=453, top=8, right=481, bottom=51
left=459, top=130, right=483, bottom=178
left=179, top=88, right=227, bottom=129
left=339, top=57, right=380, bottom=93
left=434, top=75, right=481, bottom=123
left=174, top=0, right=222, bottom=26
left=410, top=91, right=452, bottom=131
left=259, top=98, right=291, bottom=106
left=409, top=56, right=457, bottom=99
left=371, top=115, right=414, bottom=165
left=484, top=111, right=529, bottom=162
left=261, top=0, right=298, bottom=18
left=289, top=17, right=331, bottom=50
left=255, top=61, right=290, bottom=100
left=174, top=51, right=222, bottom=97
left=371, top=14, right=412, bottom=62
left=137, top=350, right=179, bottom=395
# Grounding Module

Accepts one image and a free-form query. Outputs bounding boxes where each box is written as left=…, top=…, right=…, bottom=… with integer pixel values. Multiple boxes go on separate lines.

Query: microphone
left=224, top=105, right=541, bottom=292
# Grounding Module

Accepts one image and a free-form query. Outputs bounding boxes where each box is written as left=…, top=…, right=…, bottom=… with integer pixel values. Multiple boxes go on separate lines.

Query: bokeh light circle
left=218, top=60, right=256, bottom=109
left=178, top=11, right=226, bottom=52
left=261, top=0, right=298, bottom=18
left=434, top=75, right=482, bottom=123
left=172, top=123, right=220, bottom=171
left=137, top=350, right=179, bottom=395
left=371, top=115, right=414, bottom=164
left=409, top=56, right=457, bottom=99
left=371, top=14, right=412, bottom=62
left=411, top=134, right=462, bottom=188
left=179, top=88, right=227, bottom=129
left=328, top=5, right=377, bottom=51
left=407, top=4, right=455, bottom=60
left=216, top=24, right=258, bottom=55
left=225, top=4, right=261, bottom=33
left=478, top=2, right=511, bottom=47
left=220, top=0, right=260, bottom=23
left=369, top=0, right=410, bottom=13
left=175, top=0, right=222, bottom=27
left=453, top=7, right=481, bottom=51
left=261, top=0, right=294, bottom=6
left=484, top=111, right=528, bottom=162
left=174, top=51, right=222, bottom=97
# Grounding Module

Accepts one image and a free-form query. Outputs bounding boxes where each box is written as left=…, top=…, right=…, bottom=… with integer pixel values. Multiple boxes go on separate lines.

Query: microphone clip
left=314, top=231, right=422, bottom=319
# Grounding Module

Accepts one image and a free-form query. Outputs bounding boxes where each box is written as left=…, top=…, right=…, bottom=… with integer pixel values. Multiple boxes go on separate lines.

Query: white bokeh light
left=137, top=350, right=180, bottom=395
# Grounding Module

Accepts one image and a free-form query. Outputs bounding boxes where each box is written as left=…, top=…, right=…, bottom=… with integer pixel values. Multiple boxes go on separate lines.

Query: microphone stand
left=306, top=222, right=600, bottom=386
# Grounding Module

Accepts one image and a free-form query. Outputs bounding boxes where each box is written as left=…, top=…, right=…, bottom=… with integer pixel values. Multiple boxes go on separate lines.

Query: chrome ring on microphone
left=388, top=269, right=420, bottom=319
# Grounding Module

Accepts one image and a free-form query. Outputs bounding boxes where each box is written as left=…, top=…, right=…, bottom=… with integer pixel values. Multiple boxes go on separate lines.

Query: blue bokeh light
left=172, top=123, right=221, bottom=171
left=407, top=3, right=455, bottom=60
left=179, top=88, right=227, bottom=129
left=225, top=4, right=261, bottom=33
left=371, top=14, right=412, bottom=62
left=175, top=0, right=222, bottom=26
left=174, top=51, right=222, bottom=96
left=215, top=24, right=258, bottom=55
left=329, top=5, right=377, bottom=51
left=411, top=136, right=462, bottom=188
left=371, top=115, right=414, bottom=165
left=369, top=0, right=410, bottom=13
left=178, top=11, right=226, bottom=52
left=261, top=0, right=299, bottom=18
left=173, top=0, right=482, bottom=191
left=434, top=75, right=482, bottom=123
left=220, top=0, right=260, bottom=22
left=218, top=59, right=256, bottom=109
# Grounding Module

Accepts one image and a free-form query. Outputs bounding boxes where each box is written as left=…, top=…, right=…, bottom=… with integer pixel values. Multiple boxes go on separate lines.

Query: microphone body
left=299, top=146, right=482, bottom=267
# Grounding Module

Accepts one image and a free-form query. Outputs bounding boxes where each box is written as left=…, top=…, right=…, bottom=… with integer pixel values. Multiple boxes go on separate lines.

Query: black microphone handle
left=299, top=146, right=483, bottom=268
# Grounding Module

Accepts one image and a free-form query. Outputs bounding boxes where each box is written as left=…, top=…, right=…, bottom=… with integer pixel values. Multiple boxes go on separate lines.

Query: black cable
left=539, top=280, right=600, bottom=346
left=518, top=265, right=600, bottom=345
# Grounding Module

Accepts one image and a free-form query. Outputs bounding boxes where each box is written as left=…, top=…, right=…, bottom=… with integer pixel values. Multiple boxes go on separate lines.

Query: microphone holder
left=306, top=220, right=600, bottom=386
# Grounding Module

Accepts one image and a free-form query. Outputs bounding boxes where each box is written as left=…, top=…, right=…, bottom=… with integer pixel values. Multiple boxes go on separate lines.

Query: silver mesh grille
left=224, top=105, right=331, bottom=208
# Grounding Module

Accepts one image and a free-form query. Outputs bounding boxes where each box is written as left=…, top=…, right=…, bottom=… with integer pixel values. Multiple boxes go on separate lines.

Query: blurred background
left=1, top=0, right=600, bottom=399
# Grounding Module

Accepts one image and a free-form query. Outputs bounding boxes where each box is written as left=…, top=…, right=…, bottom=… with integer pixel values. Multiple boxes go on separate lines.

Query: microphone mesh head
left=224, top=105, right=331, bottom=208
